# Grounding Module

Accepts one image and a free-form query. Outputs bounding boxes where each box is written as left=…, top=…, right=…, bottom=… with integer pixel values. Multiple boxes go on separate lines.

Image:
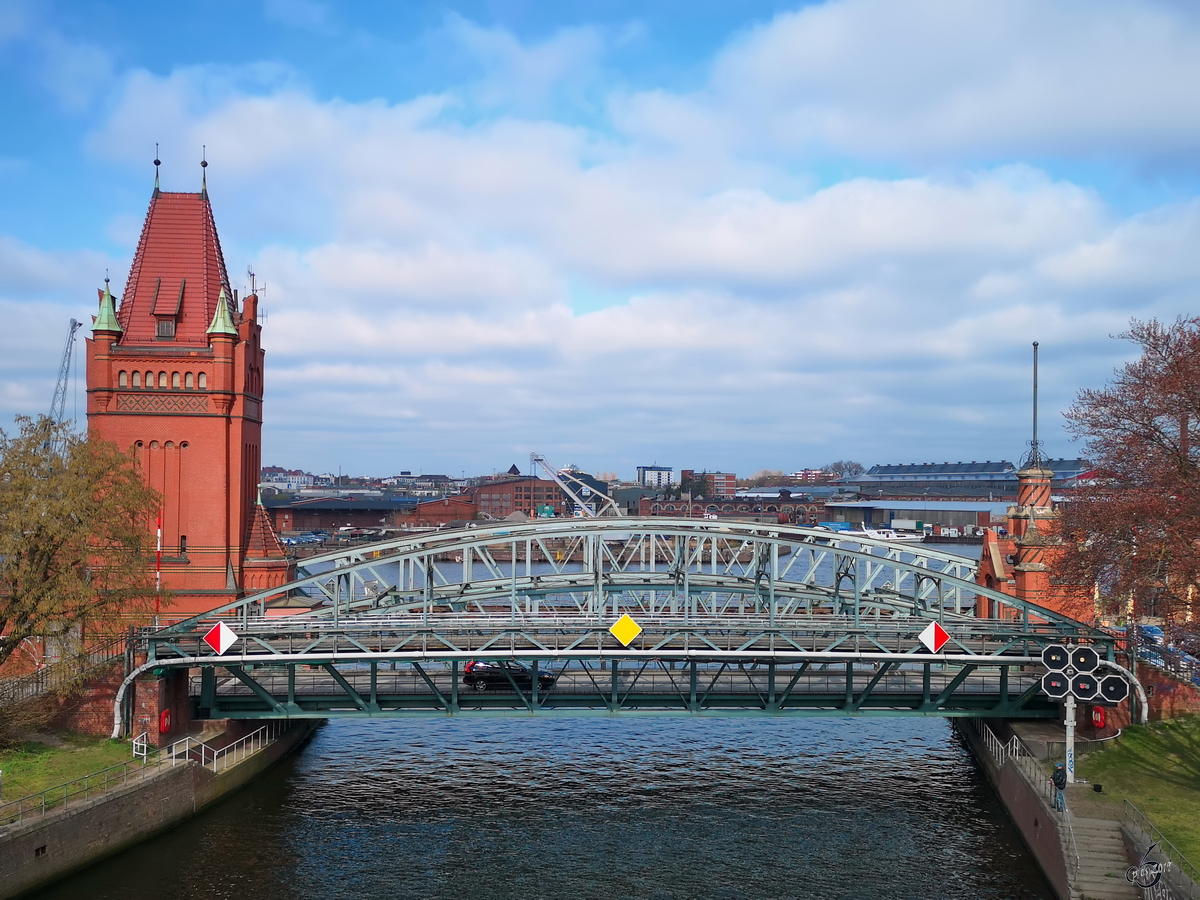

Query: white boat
left=844, top=528, right=925, bottom=543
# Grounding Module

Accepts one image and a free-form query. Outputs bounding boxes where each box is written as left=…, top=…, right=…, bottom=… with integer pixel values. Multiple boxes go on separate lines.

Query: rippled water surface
left=34, top=718, right=1052, bottom=900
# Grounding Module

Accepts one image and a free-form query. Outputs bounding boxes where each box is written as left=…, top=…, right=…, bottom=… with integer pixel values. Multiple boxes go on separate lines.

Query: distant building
left=639, top=489, right=822, bottom=524
left=637, top=465, right=675, bottom=488
left=841, top=459, right=1091, bottom=500
left=789, top=469, right=831, bottom=483
left=681, top=470, right=736, bottom=498
left=462, top=477, right=570, bottom=518
left=263, top=495, right=420, bottom=532
left=261, top=466, right=315, bottom=491
left=396, top=496, right=480, bottom=528
left=821, top=499, right=1009, bottom=530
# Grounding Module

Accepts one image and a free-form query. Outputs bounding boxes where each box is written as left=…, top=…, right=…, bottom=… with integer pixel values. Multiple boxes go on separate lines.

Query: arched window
left=118, top=370, right=128, bottom=387
left=651, top=504, right=662, bottom=513
left=665, top=504, right=675, bottom=512
left=145, top=370, right=154, bottom=388
left=739, top=505, right=749, bottom=512
left=197, top=372, right=207, bottom=389
left=132, top=371, right=141, bottom=388
left=171, top=372, right=180, bottom=389
left=185, top=372, right=194, bottom=389
left=158, top=372, right=168, bottom=389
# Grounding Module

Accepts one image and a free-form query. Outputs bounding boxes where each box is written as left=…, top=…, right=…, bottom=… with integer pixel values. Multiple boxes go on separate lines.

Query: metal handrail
left=1122, top=799, right=1200, bottom=899
left=963, top=720, right=1080, bottom=886
left=1005, top=735, right=1081, bottom=887
left=0, top=722, right=286, bottom=829
left=0, top=636, right=129, bottom=707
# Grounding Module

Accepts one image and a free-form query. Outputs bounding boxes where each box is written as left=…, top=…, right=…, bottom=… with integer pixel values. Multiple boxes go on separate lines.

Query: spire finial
left=153, top=143, right=161, bottom=194
left=200, top=145, right=208, bottom=195
left=207, top=285, right=237, bottom=337
left=1021, top=341, right=1045, bottom=469
left=94, top=274, right=122, bottom=335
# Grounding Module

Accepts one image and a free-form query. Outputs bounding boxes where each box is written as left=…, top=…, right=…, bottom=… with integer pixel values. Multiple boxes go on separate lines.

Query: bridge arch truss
left=129, top=520, right=1116, bottom=726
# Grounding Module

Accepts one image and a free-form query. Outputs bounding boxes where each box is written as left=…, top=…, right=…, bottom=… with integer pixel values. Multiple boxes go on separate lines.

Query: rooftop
left=117, top=188, right=233, bottom=346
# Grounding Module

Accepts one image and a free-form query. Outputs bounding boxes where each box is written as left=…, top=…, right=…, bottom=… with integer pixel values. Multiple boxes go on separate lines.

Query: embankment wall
left=0, top=720, right=317, bottom=899
left=956, top=720, right=1071, bottom=900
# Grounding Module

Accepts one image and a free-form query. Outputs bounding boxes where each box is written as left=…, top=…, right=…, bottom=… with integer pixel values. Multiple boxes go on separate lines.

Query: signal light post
left=1041, top=644, right=1131, bottom=784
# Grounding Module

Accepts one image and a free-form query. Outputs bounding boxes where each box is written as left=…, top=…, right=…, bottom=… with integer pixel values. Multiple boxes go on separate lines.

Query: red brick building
left=681, top=470, right=737, bottom=497
left=638, top=492, right=822, bottom=523
left=462, top=478, right=569, bottom=518
left=85, top=169, right=291, bottom=615
left=395, top=496, right=480, bottom=528
left=976, top=463, right=1092, bottom=621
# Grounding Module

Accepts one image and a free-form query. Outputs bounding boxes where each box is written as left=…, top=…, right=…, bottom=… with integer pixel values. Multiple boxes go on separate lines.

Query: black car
left=463, top=661, right=556, bottom=692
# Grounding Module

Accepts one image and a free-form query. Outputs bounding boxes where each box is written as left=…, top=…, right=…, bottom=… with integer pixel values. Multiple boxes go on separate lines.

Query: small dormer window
left=152, top=277, right=183, bottom=340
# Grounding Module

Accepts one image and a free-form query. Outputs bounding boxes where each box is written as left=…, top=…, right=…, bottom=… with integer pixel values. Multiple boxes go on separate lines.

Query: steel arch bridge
left=117, top=519, right=1116, bottom=732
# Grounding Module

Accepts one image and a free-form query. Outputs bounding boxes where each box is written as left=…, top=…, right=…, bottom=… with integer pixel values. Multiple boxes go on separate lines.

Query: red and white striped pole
left=155, top=512, right=162, bottom=619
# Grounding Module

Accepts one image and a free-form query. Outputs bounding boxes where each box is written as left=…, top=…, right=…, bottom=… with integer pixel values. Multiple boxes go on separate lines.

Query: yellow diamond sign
left=609, top=613, right=643, bottom=647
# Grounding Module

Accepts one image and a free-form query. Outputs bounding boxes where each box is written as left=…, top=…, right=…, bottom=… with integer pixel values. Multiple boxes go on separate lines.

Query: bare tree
left=823, top=460, right=865, bottom=479
left=1058, top=317, right=1200, bottom=631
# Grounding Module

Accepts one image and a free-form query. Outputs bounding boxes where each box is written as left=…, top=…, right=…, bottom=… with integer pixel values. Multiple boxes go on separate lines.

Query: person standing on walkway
left=1052, top=761, right=1067, bottom=811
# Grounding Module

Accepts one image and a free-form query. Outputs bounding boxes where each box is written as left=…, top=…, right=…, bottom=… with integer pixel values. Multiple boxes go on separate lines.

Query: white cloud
left=443, top=14, right=605, bottom=112
left=263, top=0, right=331, bottom=32
left=10, top=5, right=1200, bottom=474
left=616, top=0, right=1200, bottom=162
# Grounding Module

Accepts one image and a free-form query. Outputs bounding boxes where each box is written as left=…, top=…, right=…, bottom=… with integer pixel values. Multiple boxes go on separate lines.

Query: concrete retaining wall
left=0, top=721, right=317, bottom=899
left=957, top=720, right=1072, bottom=900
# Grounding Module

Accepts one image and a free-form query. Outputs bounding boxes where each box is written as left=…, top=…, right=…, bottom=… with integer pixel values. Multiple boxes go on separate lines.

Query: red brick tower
left=85, top=165, right=291, bottom=616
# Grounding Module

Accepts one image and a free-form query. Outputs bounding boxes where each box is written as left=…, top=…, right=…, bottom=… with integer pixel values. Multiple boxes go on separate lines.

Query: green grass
left=0, top=734, right=134, bottom=803
left=1075, top=714, right=1200, bottom=863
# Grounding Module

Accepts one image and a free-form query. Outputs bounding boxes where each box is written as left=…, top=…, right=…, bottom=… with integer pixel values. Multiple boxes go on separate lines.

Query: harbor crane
left=529, top=453, right=622, bottom=517
left=45, top=318, right=82, bottom=455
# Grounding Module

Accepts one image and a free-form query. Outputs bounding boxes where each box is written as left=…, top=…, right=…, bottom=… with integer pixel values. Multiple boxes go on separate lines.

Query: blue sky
left=3, top=0, right=1200, bottom=479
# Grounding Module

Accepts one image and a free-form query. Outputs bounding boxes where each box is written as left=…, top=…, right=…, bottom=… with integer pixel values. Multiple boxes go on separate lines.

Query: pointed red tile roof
left=117, top=189, right=233, bottom=345
left=245, top=502, right=289, bottom=561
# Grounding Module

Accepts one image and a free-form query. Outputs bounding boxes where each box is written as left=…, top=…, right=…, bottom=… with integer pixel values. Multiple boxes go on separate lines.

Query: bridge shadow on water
left=31, top=718, right=1054, bottom=900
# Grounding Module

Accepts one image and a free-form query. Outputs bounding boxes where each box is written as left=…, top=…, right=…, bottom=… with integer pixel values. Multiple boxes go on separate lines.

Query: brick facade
left=85, top=179, right=291, bottom=617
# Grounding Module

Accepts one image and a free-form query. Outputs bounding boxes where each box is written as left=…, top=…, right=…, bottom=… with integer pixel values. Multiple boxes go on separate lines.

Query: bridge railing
left=0, top=635, right=129, bottom=708
left=963, top=719, right=1080, bottom=885
left=0, top=723, right=287, bottom=829
left=162, top=722, right=286, bottom=774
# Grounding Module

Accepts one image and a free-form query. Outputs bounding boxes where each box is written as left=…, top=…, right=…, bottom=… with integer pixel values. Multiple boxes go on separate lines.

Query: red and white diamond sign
left=202, top=621, right=239, bottom=655
left=918, top=621, right=950, bottom=653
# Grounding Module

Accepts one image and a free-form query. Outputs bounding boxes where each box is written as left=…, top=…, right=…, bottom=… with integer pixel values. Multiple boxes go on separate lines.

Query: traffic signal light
left=1100, top=675, right=1130, bottom=704
left=1070, top=646, right=1100, bottom=673
left=1042, top=672, right=1070, bottom=698
left=1071, top=674, right=1100, bottom=701
left=1042, top=645, right=1070, bottom=671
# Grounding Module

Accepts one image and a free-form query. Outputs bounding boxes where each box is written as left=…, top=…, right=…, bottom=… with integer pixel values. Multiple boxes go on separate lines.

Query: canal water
left=32, top=717, right=1052, bottom=900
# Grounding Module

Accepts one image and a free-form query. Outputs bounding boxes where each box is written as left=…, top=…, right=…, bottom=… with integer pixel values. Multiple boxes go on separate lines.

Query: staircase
left=1070, top=817, right=1137, bottom=900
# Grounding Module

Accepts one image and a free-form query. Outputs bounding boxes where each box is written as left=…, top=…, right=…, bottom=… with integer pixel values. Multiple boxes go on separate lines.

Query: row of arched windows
left=118, top=370, right=207, bottom=390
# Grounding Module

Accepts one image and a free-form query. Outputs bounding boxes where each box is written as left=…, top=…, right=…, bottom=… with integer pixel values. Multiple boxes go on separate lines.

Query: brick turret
left=85, top=171, right=291, bottom=615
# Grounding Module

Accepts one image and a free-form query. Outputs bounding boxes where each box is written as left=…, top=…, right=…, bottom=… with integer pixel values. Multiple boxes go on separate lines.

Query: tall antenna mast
left=1023, top=341, right=1044, bottom=468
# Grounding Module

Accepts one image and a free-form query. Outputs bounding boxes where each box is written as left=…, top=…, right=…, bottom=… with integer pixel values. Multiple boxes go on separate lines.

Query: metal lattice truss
left=118, top=520, right=1119, bottom=722
left=163, top=519, right=1100, bottom=633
